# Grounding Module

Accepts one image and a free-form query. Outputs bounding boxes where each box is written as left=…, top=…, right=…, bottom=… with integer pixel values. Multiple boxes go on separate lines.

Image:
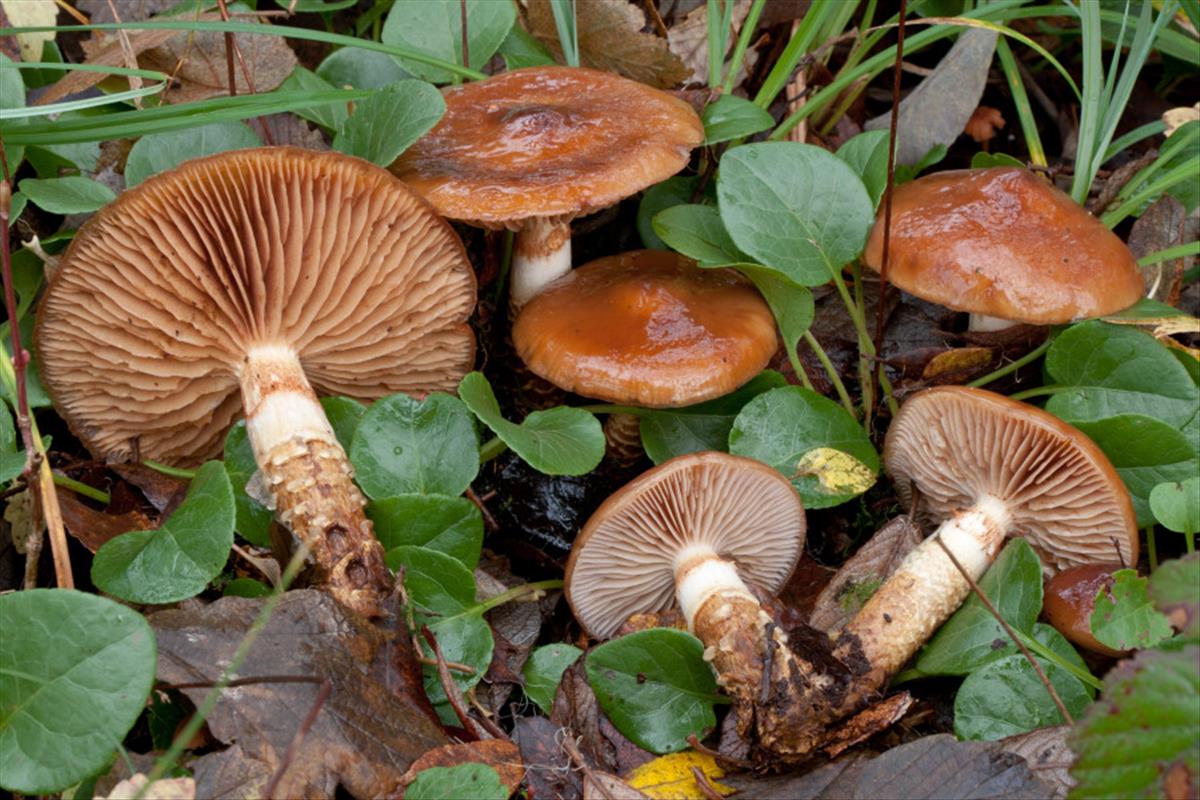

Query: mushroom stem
left=510, top=217, right=572, bottom=310
left=674, top=546, right=834, bottom=755
left=967, top=313, right=1018, bottom=333
left=240, top=345, right=391, bottom=617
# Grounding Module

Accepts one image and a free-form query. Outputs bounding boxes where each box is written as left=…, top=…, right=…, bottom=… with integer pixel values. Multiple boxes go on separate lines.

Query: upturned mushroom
left=1043, top=563, right=1128, bottom=657
left=511, top=250, right=778, bottom=461
left=862, top=167, right=1144, bottom=331
left=36, top=147, right=477, bottom=617
left=392, top=66, right=704, bottom=310
left=786, top=386, right=1137, bottom=753
left=566, top=451, right=819, bottom=754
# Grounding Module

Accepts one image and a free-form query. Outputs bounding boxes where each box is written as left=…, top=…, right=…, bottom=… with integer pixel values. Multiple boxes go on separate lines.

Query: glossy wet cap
left=512, top=250, right=777, bottom=407
left=37, top=147, right=477, bottom=464
left=1043, top=563, right=1128, bottom=657
left=566, top=451, right=806, bottom=639
left=863, top=168, right=1143, bottom=324
left=884, top=386, right=1137, bottom=572
left=391, top=66, right=703, bottom=227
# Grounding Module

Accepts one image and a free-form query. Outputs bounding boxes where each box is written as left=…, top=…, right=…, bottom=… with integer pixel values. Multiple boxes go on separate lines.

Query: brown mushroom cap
left=862, top=168, right=1143, bottom=324
left=884, top=386, right=1138, bottom=572
left=37, top=147, right=476, bottom=464
left=512, top=250, right=777, bottom=407
left=1043, top=562, right=1127, bottom=657
left=565, top=451, right=806, bottom=639
left=390, top=66, right=704, bottom=227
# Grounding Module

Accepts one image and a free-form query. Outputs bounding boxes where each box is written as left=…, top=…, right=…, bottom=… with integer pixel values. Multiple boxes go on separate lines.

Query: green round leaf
left=223, top=422, right=272, bottom=547
left=458, top=372, right=604, bottom=476
left=1149, top=477, right=1200, bottom=534
left=279, top=68, right=347, bottom=132
left=1090, top=569, right=1173, bottom=652
left=728, top=386, right=878, bottom=509
left=717, top=142, right=874, bottom=286
left=585, top=628, right=722, bottom=754
left=332, top=80, right=445, bottom=166
left=522, top=643, right=582, bottom=715
left=92, top=462, right=235, bottom=605
left=701, top=94, right=774, bottom=145
left=350, top=392, right=479, bottom=499
left=222, top=577, right=272, bottom=598
left=17, top=176, right=115, bottom=214
left=0, top=590, right=156, bottom=794
left=317, top=47, right=412, bottom=89
left=638, top=176, right=700, bottom=250
left=406, top=763, right=508, bottom=800
left=835, top=130, right=890, bottom=208
left=1149, top=553, right=1200, bottom=638
left=953, top=653, right=1092, bottom=741
left=382, top=0, right=516, bottom=83
left=124, top=121, right=260, bottom=186
left=371, top=494, right=483, bottom=569
left=321, top=396, right=365, bottom=451
left=652, top=204, right=744, bottom=266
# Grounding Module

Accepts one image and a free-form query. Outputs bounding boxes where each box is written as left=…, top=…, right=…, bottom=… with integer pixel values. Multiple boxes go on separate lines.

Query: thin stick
left=263, top=678, right=331, bottom=800
left=104, top=0, right=144, bottom=109
left=215, top=0, right=275, bottom=145
left=686, top=734, right=753, bottom=769
left=466, top=486, right=499, bottom=532
left=933, top=536, right=1073, bottom=725
left=691, top=766, right=724, bottom=800
left=460, top=0, right=470, bottom=72
left=421, top=625, right=491, bottom=740
left=643, top=0, right=669, bottom=38
left=872, top=0, right=907, bottom=413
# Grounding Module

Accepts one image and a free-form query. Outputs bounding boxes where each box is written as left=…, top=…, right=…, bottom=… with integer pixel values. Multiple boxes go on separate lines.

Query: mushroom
left=1043, top=563, right=1127, bottom=657
left=511, top=250, right=777, bottom=461
left=566, top=451, right=817, bottom=754
left=787, top=386, right=1137, bottom=751
left=391, top=66, right=704, bottom=311
left=862, top=167, right=1144, bottom=332
left=36, top=147, right=477, bottom=616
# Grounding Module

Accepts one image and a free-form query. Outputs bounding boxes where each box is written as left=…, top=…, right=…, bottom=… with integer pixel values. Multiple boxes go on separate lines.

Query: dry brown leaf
left=921, top=345, right=995, bottom=381
left=526, top=0, right=689, bottom=89
left=666, top=0, right=754, bottom=85
left=1163, top=103, right=1200, bottom=136
left=0, top=0, right=57, bottom=62
left=58, top=490, right=155, bottom=553
left=965, top=105, right=1006, bottom=144
left=584, top=770, right=651, bottom=800
left=809, top=517, right=922, bottom=634
left=999, top=725, right=1074, bottom=799
left=398, top=740, right=524, bottom=798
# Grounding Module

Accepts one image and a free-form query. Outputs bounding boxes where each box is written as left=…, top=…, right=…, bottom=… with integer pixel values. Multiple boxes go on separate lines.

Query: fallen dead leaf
left=110, top=463, right=188, bottom=514
left=552, top=660, right=655, bottom=777
left=585, top=769, right=651, bottom=800
left=810, top=516, right=922, bottom=634
left=1126, top=194, right=1196, bottom=305
left=4, top=488, right=39, bottom=555
left=0, top=0, right=57, bottom=62
left=666, top=0, right=754, bottom=85
left=624, top=752, right=734, bottom=799
left=921, top=345, right=995, bottom=382
left=58, top=490, right=155, bottom=553
left=820, top=691, right=914, bottom=758
left=1163, top=103, right=1200, bottom=136
left=151, top=590, right=448, bottom=800
left=398, top=740, right=524, bottom=798
left=526, top=0, right=689, bottom=89
left=999, top=725, right=1074, bottom=800
left=104, top=774, right=196, bottom=800
left=513, top=716, right=583, bottom=800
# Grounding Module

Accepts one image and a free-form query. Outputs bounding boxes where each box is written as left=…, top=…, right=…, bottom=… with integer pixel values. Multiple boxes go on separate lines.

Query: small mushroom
left=786, top=387, right=1137, bottom=749
left=566, top=451, right=816, bottom=753
left=511, top=250, right=777, bottom=461
left=862, top=167, right=1144, bottom=331
left=36, top=148, right=477, bottom=616
left=1043, top=563, right=1127, bottom=657
left=392, top=67, right=703, bottom=310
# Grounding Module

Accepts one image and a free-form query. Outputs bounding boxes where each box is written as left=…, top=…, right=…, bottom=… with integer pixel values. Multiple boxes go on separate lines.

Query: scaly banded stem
left=240, top=345, right=390, bottom=617
left=510, top=217, right=572, bottom=311
left=603, top=413, right=643, bottom=466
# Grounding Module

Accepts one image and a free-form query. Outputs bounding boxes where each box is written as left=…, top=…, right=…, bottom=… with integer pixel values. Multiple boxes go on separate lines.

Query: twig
left=691, top=766, right=724, bottom=800
left=104, top=0, right=144, bottom=109
left=414, top=653, right=477, bottom=675
left=215, top=0, right=275, bottom=145
left=932, top=536, right=1073, bottom=725
left=460, top=0, right=470, bottom=72
left=686, top=734, right=753, bottom=770
left=264, top=678, right=331, bottom=800
left=420, top=625, right=489, bottom=741
left=0, top=141, right=73, bottom=590
left=560, top=734, right=616, bottom=800
left=643, top=0, right=669, bottom=38
left=872, top=0, right=907, bottom=420
left=466, top=486, right=499, bottom=531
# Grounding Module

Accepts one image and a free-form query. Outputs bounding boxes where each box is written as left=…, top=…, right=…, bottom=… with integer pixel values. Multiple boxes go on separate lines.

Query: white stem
left=510, top=218, right=572, bottom=310
left=674, top=545, right=754, bottom=630
left=968, top=313, right=1018, bottom=332
left=242, top=345, right=338, bottom=463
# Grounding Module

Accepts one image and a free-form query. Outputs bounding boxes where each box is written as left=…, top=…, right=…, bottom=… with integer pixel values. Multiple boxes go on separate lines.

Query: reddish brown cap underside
left=863, top=167, right=1144, bottom=324
left=1043, top=563, right=1128, bottom=657
left=884, top=386, right=1138, bottom=572
left=37, top=147, right=477, bottom=464
left=512, top=250, right=777, bottom=407
left=391, top=66, right=704, bottom=227
left=565, top=452, right=806, bottom=639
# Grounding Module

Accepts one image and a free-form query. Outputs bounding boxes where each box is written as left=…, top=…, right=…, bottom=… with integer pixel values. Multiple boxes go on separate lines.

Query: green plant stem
left=1185, top=530, right=1195, bottom=554
left=783, top=342, right=816, bottom=392
left=995, top=36, right=1045, bottom=167
left=1102, top=159, right=1199, bottom=228
left=753, top=0, right=837, bottom=109
left=478, top=578, right=564, bottom=613
left=1146, top=525, right=1158, bottom=571
left=803, top=331, right=855, bottom=415
left=721, top=0, right=767, bottom=95
left=479, top=436, right=508, bottom=463
left=829, top=268, right=897, bottom=416
left=1014, top=627, right=1103, bottom=691
left=576, top=404, right=646, bottom=416
left=967, top=331, right=1057, bottom=389
left=851, top=262, right=873, bottom=420
left=143, top=460, right=197, bottom=480
left=52, top=473, right=109, bottom=504
left=1008, top=384, right=1069, bottom=402
left=141, top=540, right=312, bottom=794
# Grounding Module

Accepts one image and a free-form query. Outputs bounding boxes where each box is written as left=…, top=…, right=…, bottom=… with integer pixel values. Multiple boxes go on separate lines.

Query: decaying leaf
left=551, top=660, right=655, bottom=777
left=4, top=487, right=39, bottom=555
left=624, top=752, right=734, bottom=799
left=820, top=692, right=914, bottom=758
left=398, top=740, right=524, bottom=798
left=964, top=105, right=1006, bottom=144
left=666, top=0, right=754, bottom=85
left=151, top=590, right=448, bottom=800
left=585, top=769, right=651, bottom=800
left=1125, top=195, right=1196, bottom=305
left=999, top=725, right=1074, bottom=800
left=865, top=28, right=999, bottom=165
left=810, top=517, right=922, bottom=634
left=1163, top=103, right=1200, bottom=136
left=513, top=716, right=583, bottom=800
left=104, top=774, right=196, bottom=800
left=0, top=0, right=57, bottom=62
left=526, top=0, right=688, bottom=89
left=921, top=346, right=995, bottom=382
left=793, top=447, right=877, bottom=497
left=58, top=490, right=155, bottom=553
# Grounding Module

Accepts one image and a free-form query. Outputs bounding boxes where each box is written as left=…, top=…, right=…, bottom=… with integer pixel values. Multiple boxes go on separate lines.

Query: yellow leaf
left=0, top=0, right=57, bottom=62
left=793, top=447, right=877, bottom=496
left=921, top=346, right=993, bottom=380
left=624, top=752, right=733, bottom=800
